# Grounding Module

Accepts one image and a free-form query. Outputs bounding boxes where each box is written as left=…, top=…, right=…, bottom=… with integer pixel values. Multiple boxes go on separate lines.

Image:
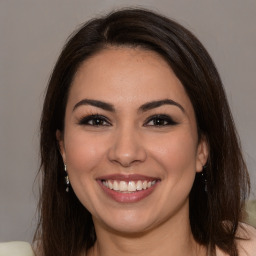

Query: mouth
left=97, top=174, right=160, bottom=203
left=102, top=179, right=157, bottom=192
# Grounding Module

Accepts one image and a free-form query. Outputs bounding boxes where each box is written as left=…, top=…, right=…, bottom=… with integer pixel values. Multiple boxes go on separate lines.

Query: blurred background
left=0, top=0, right=255, bottom=242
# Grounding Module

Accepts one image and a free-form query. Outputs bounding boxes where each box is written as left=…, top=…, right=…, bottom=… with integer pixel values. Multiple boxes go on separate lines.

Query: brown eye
left=145, top=114, right=178, bottom=127
left=79, top=115, right=111, bottom=126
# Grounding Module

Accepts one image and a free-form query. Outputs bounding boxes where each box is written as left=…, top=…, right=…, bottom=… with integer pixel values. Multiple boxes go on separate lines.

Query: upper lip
left=96, top=174, right=160, bottom=182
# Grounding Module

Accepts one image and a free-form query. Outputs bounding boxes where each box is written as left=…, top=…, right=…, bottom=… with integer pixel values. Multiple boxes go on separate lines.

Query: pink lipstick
left=97, top=174, right=160, bottom=203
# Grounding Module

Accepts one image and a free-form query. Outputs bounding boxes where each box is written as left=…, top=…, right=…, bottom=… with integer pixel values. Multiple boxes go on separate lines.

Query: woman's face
left=58, top=47, right=208, bottom=234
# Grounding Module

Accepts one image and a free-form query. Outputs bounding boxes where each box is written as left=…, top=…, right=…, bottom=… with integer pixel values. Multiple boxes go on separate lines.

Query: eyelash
left=78, top=114, right=111, bottom=126
left=144, top=114, right=178, bottom=127
left=78, top=114, right=178, bottom=127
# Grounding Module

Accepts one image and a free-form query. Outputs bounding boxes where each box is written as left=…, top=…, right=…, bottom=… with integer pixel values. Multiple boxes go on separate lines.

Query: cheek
left=148, top=130, right=198, bottom=202
left=150, top=132, right=198, bottom=207
left=63, top=131, right=109, bottom=212
left=64, top=131, right=108, bottom=178
left=150, top=131, right=198, bottom=174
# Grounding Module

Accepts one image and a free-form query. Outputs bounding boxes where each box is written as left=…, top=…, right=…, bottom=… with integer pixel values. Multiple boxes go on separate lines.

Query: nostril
left=107, top=131, right=147, bottom=166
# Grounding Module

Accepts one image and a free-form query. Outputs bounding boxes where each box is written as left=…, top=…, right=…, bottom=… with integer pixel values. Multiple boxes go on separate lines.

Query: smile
left=102, top=180, right=157, bottom=192
left=97, top=174, right=160, bottom=203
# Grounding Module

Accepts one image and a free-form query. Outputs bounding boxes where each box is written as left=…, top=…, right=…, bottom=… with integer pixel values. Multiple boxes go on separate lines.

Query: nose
left=107, top=126, right=147, bottom=167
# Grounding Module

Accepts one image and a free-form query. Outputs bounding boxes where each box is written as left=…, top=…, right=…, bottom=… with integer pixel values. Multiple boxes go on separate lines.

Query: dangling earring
left=64, top=164, right=70, bottom=192
left=201, top=165, right=208, bottom=192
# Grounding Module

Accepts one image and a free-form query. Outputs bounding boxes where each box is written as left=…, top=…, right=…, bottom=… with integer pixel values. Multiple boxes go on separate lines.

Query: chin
left=104, top=220, right=154, bottom=235
left=93, top=208, right=162, bottom=235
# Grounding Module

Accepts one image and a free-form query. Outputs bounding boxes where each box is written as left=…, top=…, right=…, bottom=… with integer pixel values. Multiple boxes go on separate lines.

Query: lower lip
left=97, top=181, right=159, bottom=203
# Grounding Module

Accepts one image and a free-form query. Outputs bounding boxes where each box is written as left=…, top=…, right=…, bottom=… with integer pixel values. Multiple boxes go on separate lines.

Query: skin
left=57, top=47, right=209, bottom=256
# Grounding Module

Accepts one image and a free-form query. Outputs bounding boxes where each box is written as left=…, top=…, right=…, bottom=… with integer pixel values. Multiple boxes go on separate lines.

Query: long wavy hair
left=34, top=8, right=250, bottom=256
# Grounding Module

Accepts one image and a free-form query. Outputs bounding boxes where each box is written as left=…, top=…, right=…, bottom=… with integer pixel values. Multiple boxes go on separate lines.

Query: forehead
left=68, top=47, right=193, bottom=113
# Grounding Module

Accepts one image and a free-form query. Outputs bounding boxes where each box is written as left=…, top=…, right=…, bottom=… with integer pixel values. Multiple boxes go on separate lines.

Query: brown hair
left=34, top=8, right=250, bottom=256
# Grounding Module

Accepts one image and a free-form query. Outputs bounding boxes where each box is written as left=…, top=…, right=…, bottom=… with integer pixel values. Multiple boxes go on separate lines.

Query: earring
left=201, top=166, right=208, bottom=192
left=64, top=164, right=70, bottom=192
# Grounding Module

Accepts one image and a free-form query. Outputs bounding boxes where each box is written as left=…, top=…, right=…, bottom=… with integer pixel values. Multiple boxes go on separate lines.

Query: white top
left=216, top=223, right=256, bottom=256
left=0, top=241, right=34, bottom=256
left=0, top=224, right=255, bottom=256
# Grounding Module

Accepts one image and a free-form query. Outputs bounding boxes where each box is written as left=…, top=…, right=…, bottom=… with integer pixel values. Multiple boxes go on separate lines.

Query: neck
left=88, top=206, right=206, bottom=256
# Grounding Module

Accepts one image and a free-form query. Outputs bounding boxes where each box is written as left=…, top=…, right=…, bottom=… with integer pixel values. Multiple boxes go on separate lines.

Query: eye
left=144, top=114, right=178, bottom=127
left=78, top=114, right=111, bottom=126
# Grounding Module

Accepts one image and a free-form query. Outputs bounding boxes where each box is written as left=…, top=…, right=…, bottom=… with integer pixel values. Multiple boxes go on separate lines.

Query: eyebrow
left=73, top=99, right=115, bottom=112
left=139, top=99, right=185, bottom=113
left=73, top=98, right=185, bottom=113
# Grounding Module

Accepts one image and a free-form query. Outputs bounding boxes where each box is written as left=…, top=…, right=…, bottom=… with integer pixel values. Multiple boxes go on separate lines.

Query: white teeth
left=108, top=181, right=113, bottom=189
left=103, top=181, right=108, bottom=188
left=142, top=181, right=147, bottom=190
left=128, top=181, right=136, bottom=192
left=113, top=180, right=119, bottom=191
left=136, top=180, right=143, bottom=190
left=102, top=180, right=157, bottom=192
left=119, top=181, right=128, bottom=191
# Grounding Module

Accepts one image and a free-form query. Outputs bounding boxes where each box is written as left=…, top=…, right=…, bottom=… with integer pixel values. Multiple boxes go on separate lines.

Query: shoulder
left=0, top=241, right=34, bottom=256
left=236, top=223, right=256, bottom=256
left=216, top=223, right=256, bottom=256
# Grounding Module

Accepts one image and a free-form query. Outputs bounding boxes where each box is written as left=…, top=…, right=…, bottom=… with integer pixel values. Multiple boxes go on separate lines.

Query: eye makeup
left=144, top=114, right=179, bottom=127
left=76, top=112, right=179, bottom=128
left=77, top=114, right=111, bottom=126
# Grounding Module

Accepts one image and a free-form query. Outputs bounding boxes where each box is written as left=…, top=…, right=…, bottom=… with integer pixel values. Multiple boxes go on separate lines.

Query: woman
left=31, top=8, right=256, bottom=256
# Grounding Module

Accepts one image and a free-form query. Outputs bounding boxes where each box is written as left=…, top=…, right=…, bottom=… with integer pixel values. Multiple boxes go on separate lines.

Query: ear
left=196, top=136, right=209, bottom=173
left=56, top=130, right=66, bottom=163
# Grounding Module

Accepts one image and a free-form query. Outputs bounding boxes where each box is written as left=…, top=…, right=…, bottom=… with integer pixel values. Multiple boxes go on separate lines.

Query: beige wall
left=0, top=0, right=255, bottom=242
